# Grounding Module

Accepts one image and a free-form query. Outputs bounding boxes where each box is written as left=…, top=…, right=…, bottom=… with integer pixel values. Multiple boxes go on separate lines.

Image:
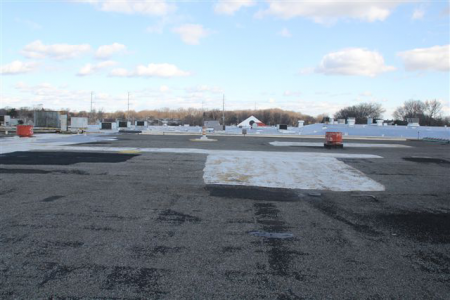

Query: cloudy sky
left=1, top=0, right=449, bottom=118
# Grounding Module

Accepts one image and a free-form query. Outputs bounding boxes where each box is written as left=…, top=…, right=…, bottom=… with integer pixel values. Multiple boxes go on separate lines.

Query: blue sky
left=1, top=0, right=449, bottom=118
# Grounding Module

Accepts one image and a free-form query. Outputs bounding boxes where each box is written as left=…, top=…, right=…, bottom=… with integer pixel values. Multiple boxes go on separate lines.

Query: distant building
left=204, top=120, right=223, bottom=131
left=237, top=116, right=266, bottom=128
left=0, top=115, right=10, bottom=126
left=34, top=111, right=60, bottom=128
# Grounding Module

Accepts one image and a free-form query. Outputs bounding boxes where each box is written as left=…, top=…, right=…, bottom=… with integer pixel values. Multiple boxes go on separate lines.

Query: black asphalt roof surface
left=1, top=134, right=449, bottom=299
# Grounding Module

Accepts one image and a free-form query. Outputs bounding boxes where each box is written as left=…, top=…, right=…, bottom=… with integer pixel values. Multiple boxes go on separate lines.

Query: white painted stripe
left=270, top=141, right=411, bottom=148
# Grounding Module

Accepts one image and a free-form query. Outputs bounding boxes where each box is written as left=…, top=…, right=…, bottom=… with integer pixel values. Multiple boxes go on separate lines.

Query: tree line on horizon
left=333, top=100, right=448, bottom=126
left=0, top=107, right=319, bottom=126
left=1, top=99, right=448, bottom=126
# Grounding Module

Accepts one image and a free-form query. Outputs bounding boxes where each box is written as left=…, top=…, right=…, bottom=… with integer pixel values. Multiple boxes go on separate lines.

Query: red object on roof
left=256, top=122, right=266, bottom=127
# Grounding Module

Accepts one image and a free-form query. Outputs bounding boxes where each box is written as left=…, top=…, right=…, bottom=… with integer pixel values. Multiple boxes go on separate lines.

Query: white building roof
left=237, top=116, right=263, bottom=127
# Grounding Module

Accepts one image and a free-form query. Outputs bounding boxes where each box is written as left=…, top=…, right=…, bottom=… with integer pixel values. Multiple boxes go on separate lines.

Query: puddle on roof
left=403, top=157, right=450, bottom=164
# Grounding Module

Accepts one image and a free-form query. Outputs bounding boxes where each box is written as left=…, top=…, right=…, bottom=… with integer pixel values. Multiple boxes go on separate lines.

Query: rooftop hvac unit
left=118, top=121, right=128, bottom=128
left=101, top=122, right=112, bottom=130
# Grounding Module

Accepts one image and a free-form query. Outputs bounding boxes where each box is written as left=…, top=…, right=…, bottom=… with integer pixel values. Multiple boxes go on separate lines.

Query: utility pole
left=202, top=100, right=204, bottom=126
left=90, top=92, right=94, bottom=124
left=127, top=92, right=130, bottom=120
left=222, top=94, right=225, bottom=130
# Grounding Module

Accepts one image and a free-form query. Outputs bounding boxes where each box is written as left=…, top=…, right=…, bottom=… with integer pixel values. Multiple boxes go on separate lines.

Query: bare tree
left=1, top=105, right=324, bottom=127
left=334, top=103, right=385, bottom=124
left=393, top=100, right=426, bottom=121
left=424, top=99, right=443, bottom=119
left=393, top=99, right=447, bottom=126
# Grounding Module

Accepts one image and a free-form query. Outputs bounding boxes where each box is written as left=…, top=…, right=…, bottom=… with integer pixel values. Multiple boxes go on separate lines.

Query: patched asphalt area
left=0, top=134, right=449, bottom=299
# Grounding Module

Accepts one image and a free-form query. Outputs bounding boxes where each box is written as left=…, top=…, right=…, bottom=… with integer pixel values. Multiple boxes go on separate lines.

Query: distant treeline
left=333, top=100, right=449, bottom=126
left=2, top=100, right=448, bottom=126
left=0, top=107, right=319, bottom=126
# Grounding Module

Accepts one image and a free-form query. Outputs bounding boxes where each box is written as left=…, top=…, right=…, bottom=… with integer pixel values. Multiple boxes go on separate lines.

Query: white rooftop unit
left=101, top=122, right=117, bottom=130
left=71, top=117, right=88, bottom=129
left=407, top=118, right=420, bottom=127
left=135, top=120, right=148, bottom=127
left=117, top=121, right=131, bottom=128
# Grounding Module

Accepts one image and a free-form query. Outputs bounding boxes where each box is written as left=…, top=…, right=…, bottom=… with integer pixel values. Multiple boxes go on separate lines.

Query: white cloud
left=77, top=60, right=117, bottom=76
left=278, top=28, right=292, bottom=38
left=110, top=63, right=190, bottom=78
left=185, top=85, right=223, bottom=94
left=95, top=43, right=126, bottom=59
left=441, top=6, right=450, bottom=16
left=12, top=82, right=93, bottom=110
left=15, top=18, right=42, bottom=30
left=147, top=21, right=166, bottom=34
left=21, top=40, right=91, bottom=60
left=299, top=67, right=315, bottom=75
left=109, top=68, right=129, bottom=77
left=146, top=14, right=190, bottom=34
left=85, top=0, right=176, bottom=16
left=5, top=83, right=227, bottom=112
left=359, top=91, right=373, bottom=97
left=283, top=91, right=301, bottom=97
left=173, top=24, right=212, bottom=45
left=214, top=0, right=255, bottom=15
left=257, top=1, right=407, bottom=23
left=412, top=8, right=425, bottom=20
left=0, top=95, right=22, bottom=106
left=1, top=60, right=38, bottom=75
left=398, top=45, right=450, bottom=72
left=12, top=82, right=133, bottom=111
left=437, top=98, right=450, bottom=115
left=315, top=48, right=395, bottom=77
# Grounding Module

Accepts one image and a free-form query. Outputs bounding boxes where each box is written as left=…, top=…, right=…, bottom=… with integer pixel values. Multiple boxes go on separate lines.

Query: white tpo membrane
left=203, top=152, right=385, bottom=191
